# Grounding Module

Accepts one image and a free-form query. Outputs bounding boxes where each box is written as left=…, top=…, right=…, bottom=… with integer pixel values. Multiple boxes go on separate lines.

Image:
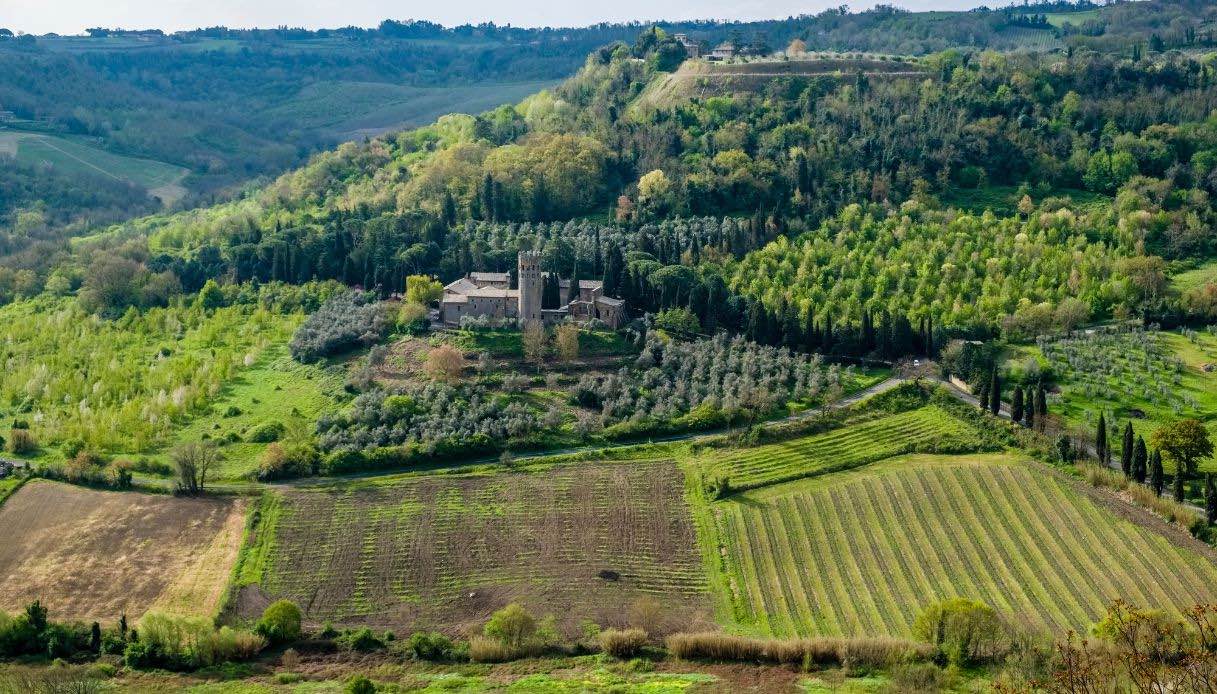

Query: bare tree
left=521, top=321, right=549, bottom=370
left=172, top=441, right=222, bottom=495
left=555, top=323, right=580, bottom=363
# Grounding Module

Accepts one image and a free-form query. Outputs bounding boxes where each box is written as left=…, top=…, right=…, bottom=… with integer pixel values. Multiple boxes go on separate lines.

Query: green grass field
left=708, top=453, right=1217, bottom=638
left=0, top=130, right=187, bottom=198
left=1171, top=259, right=1217, bottom=292
left=152, top=345, right=348, bottom=481
left=260, top=80, right=557, bottom=139
left=706, top=406, right=982, bottom=490
left=1042, top=9, right=1102, bottom=27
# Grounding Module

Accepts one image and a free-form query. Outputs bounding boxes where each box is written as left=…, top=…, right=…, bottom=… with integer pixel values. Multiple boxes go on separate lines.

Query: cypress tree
left=1095, top=412, right=1107, bottom=465
left=925, top=315, right=934, bottom=357
left=1121, top=422, right=1134, bottom=477
left=1132, top=435, right=1148, bottom=484
left=1150, top=450, right=1164, bottom=496
left=567, top=264, right=581, bottom=305
left=1035, top=386, right=1048, bottom=431
left=989, top=370, right=1001, bottom=416
left=1207, top=474, right=1217, bottom=525
left=1022, top=387, right=1034, bottom=428
left=976, top=379, right=989, bottom=412
left=1174, top=462, right=1186, bottom=502
left=1011, top=387, right=1024, bottom=424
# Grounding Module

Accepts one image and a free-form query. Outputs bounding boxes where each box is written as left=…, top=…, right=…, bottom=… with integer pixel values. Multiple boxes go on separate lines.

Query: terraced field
left=708, top=406, right=981, bottom=490
left=711, top=454, right=1217, bottom=638
left=237, top=459, right=712, bottom=636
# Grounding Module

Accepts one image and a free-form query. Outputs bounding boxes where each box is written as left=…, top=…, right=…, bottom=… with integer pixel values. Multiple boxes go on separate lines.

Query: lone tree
left=1011, top=388, right=1024, bottom=424
left=1132, top=435, right=1148, bottom=484
left=1174, top=461, right=1186, bottom=502
left=521, top=321, right=549, bottom=369
left=1207, top=474, right=1217, bottom=525
left=172, top=440, right=221, bottom=495
left=976, top=378, right=989, bottom=413
left=1151, top=418, right=1214, bottom=477
left=988, top=369, right=1001, bottom=416
left=554, top=323, right=580, bottom=363
left=1120, top=422, right=1135, bottom=477
left=1095, top=412, right=1108, bottom=465
left=1022, top=387, right=1034, bottom=428
left=1034, top=385, right=1048, bottom=431
left=1150, top=449, right=1164, bottom=497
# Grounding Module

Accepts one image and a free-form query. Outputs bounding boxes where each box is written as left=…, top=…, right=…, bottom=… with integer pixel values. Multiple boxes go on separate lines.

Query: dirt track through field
left=0, top=481, right=246, bottom=623
left=247, top=459, right=713, bottom=636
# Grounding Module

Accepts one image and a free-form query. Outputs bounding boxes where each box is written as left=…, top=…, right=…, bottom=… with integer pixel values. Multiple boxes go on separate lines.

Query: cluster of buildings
left=438, top=251, right=625, bottom=328
left=674, top=33, right=740, bottom=61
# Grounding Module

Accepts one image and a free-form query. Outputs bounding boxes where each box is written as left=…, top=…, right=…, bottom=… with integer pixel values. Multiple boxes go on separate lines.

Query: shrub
left=599, top=628, right=648, bottom=659
left=256, top=600, right=302, bottom=644
left=406, top=631, right=457, bottom=661
left=128, top=612, right=265, bottom=670
left=7, top=428, right=36, bottom=454
left=484, top=603, right=536, bottom=649
left=336, top=628, right=385, bottom=653
left=891, top=662, right=946, bottom=691
left=346, top=674, right=376, bottom=694
left=911, top=598, right=1008, bottom=666
left=247, top=421, right=285, bottom=443
left=469, top=635, right=528, bottom=663
left=423, top=344, right=466, bottom=382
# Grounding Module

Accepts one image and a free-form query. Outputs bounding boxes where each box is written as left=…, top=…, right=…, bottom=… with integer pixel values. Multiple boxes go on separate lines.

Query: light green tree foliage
left=730, top=202, right=1144, bottom=330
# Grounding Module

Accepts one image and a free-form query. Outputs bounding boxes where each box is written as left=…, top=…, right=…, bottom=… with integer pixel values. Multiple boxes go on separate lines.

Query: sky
left=1, top=0, right=982, bottom=35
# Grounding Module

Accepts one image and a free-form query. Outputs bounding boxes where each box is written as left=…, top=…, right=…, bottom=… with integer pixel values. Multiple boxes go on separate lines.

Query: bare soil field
left=240, top=459, right=712, bottom=636
left=0, top=481, right=246, bottom=622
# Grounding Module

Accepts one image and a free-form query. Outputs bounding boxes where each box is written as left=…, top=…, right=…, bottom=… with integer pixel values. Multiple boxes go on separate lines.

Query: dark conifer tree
left=1035, top=386, right=1047, bottom=431
left=925, top=315, right=934, bottom=357
left=976, top=379, right=989, bottom=413
left=1207, top=474, right=1217, bottom=525
left=1023, top=387, right=1034, bottom=428
left=1132, top=436, right=1148, bottom=483
left=1150, top=450, right=1164, bottom=497
left=567, top=264, right=581, bottom=305
left=1121, top=422, right=1134, bottom=477
left=989, top=370, right=1001, bottom=416
left=1011, top=387, right=1024, bottom=424
left=1175, top=462, right=1187, bottom=502
left=1095, top=412, right=1107, bottom=466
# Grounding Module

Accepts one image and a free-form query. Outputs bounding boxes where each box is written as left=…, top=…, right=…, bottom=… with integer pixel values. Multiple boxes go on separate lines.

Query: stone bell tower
left=517, top=251, right=542, bottom=325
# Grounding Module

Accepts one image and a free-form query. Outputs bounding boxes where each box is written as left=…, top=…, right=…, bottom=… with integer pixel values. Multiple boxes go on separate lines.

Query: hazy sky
left=2, top=0, right=980, bottom=35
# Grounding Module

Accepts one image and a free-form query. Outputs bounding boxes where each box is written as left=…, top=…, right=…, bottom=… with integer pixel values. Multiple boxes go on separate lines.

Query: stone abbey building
left=439, top=251, right=625, bottom=328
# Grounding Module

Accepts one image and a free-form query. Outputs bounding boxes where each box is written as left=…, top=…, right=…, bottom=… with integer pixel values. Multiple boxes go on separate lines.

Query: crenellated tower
left=517, top=251, right=542, bottom=325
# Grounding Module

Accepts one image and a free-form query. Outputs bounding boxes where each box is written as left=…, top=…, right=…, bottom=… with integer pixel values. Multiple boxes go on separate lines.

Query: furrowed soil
left=0, top=480, right=246, bottom=622
left=240, top=459, right=713, bottom=636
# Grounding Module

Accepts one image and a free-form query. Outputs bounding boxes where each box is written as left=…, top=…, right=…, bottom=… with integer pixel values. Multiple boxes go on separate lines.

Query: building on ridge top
left=439, top=251, right=625, bottom=328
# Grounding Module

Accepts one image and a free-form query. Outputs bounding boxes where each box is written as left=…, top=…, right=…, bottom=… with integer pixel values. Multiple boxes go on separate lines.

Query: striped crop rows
left=258, top=459, right=710, bottom=632
left=712, top=406, right=980, bottom=490
left=719, top=458, right=1217, bottom=638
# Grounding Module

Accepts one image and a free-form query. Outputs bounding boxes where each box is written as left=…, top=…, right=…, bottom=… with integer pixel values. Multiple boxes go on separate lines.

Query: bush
left=468, top=635, right=543, bottom=663
left=911, top=598, right=1008, bottom=666
left=247, top=421, right=285, bottom=443
left=891, top=662, right=946, bottom=692
left=599, top=628, right=648, bottom=659
left=336, top=627, right=385, bottom=653
left=7, top=428, right=36, bottom=454
left=484, top=603, right=536, bottom=649
left=127, top=612, right=265, bottom=670
left=407, top=631, right=457, bottom=661
left=256, top=600, right=302, bottom=644
left=346, top=674, right=376, bottom=694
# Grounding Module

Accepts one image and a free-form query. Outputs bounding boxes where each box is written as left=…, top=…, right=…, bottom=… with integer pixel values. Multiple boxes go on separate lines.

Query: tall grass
left=467, top=635, right=544, bottom=663
left=599, top=628, right=648, bottom=659
left=1077, top=462, right=1202, bottom=527
left=665, top=632, right=932, bottom=668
